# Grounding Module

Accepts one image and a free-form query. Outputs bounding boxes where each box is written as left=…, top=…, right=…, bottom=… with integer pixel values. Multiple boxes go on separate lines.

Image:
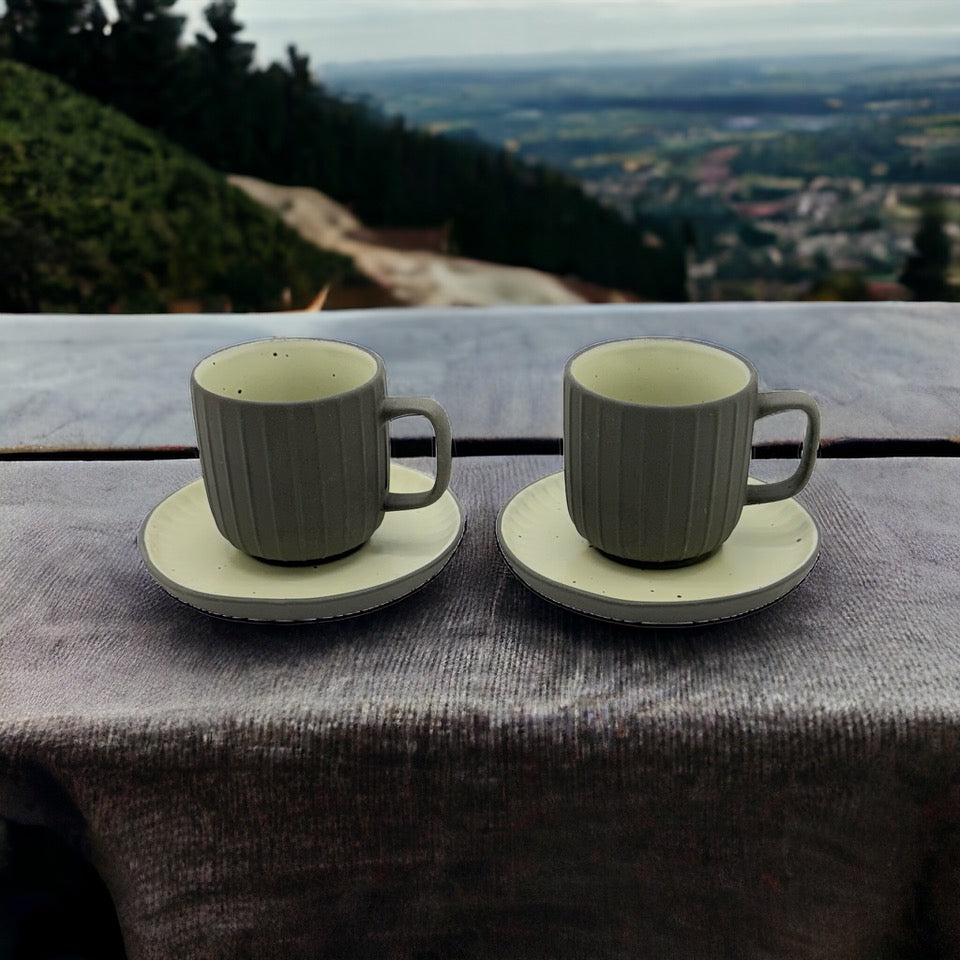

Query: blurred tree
left=196, top=0, right=254, bottom=73
left=171, top=1, right=256, bottom=168
left=900, top=197, right=953, bottom=301
left=107, top=0, right=185, bottom=129
left=2, top=0, right=106, bottom=85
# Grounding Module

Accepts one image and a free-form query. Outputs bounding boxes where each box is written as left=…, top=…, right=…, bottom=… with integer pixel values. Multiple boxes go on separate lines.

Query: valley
left=329, top=52, right=960, bottom=300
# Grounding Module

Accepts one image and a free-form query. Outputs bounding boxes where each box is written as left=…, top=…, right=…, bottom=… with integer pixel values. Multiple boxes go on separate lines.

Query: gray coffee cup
left=191, top=338, right=452, bottom=563
left=564, top=337, right=820, bottom=565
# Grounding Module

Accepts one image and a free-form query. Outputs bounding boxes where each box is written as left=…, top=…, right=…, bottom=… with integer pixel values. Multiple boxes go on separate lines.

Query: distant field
left=328, top=53, right=960, bottom=186
left=330, top=52, right=960, bottom=300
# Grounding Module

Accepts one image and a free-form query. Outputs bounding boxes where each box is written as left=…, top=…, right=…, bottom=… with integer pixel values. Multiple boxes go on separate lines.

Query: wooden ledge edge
left=1, top=438, right=959, bottom=461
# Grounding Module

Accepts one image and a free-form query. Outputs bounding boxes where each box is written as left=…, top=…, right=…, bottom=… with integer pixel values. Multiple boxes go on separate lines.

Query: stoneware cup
left=191, top=338, right=452, bottom=563
left=564, top=337, right=820, bottom=565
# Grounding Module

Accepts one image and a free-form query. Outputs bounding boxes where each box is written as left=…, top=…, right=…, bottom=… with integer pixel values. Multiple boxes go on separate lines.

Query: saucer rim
left=138, top=465, right=464, bottom=623
left=496, top=471, right=820, bottom=627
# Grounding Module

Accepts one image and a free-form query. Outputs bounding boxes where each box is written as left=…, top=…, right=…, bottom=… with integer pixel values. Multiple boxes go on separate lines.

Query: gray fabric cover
left=1, top=456, right=959, bottom=958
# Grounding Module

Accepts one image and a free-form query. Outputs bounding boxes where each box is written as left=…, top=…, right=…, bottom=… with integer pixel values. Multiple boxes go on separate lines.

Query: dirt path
left=229, top=174, right=585, bottom=307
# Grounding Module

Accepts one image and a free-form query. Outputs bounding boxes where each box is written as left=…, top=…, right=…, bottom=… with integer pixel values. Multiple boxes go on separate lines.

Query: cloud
left=162, top=0, right=960, bottom=65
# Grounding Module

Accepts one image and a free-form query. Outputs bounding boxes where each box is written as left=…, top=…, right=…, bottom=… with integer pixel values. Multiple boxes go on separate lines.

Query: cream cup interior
left=194, top=340, right=378, bottom=402
left=570, top=339, right=751, bottom=405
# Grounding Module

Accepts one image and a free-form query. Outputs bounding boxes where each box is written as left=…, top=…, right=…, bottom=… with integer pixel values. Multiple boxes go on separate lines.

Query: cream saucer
left=138, top=464, right=464, bottom=622
left=496, top=472, right=819, bottom=626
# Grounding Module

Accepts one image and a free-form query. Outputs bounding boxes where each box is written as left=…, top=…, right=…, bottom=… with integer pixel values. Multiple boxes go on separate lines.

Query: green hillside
left=0, top=60, right=351, bottom=312
left=1, top=0, right=686, bottom=302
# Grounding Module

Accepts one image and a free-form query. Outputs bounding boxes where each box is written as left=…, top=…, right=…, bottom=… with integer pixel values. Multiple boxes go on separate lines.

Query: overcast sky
left=86, top=0, right=960, bottom=68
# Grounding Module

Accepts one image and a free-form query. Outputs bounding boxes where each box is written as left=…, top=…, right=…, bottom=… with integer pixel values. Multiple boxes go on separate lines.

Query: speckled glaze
left=191, top=338, right=451, bottom=562
left=564, top=338, right=819, bottom=565
left=498, top=471, right=819, bottom=626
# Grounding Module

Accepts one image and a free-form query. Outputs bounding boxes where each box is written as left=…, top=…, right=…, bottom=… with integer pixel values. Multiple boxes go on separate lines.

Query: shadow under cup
left=191, top=338, right=452, bottom=563
left=563, top=338, right=820, bottom=566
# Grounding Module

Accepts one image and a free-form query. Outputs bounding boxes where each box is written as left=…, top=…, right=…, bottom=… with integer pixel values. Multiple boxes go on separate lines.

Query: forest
left=0, top=0, right=688, bottom=311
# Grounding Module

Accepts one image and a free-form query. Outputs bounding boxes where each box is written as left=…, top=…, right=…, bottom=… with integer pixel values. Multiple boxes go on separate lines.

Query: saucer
left=138, top=464, right=464, bottom=622
left=496, top=472, right=819, bottom=626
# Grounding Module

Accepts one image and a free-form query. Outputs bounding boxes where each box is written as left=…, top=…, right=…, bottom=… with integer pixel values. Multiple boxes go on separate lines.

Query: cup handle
left=745, top=390, right=821, bottom=505
left=380, top=397, right=452, bottom=510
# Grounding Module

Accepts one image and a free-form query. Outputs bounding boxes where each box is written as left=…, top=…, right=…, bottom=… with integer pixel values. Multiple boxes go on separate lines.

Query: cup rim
left=565, top=336, right=757, bottom=408
left=191, top=337, right=385, bottom=406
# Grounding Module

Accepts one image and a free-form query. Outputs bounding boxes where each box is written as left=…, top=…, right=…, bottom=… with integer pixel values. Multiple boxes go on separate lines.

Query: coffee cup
left=191, top=338, right=452, bottom=562
left=564, top=337, right=820, bottom=565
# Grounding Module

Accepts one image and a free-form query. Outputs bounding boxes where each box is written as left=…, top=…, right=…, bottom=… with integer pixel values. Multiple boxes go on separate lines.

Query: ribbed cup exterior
left=192, top=376, right=389, bottom=562
left=564, top=369, right=756, bottom=564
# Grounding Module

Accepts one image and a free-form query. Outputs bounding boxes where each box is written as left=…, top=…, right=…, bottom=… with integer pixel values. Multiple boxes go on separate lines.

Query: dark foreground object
left=0, top=820, right=126, bottom=960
